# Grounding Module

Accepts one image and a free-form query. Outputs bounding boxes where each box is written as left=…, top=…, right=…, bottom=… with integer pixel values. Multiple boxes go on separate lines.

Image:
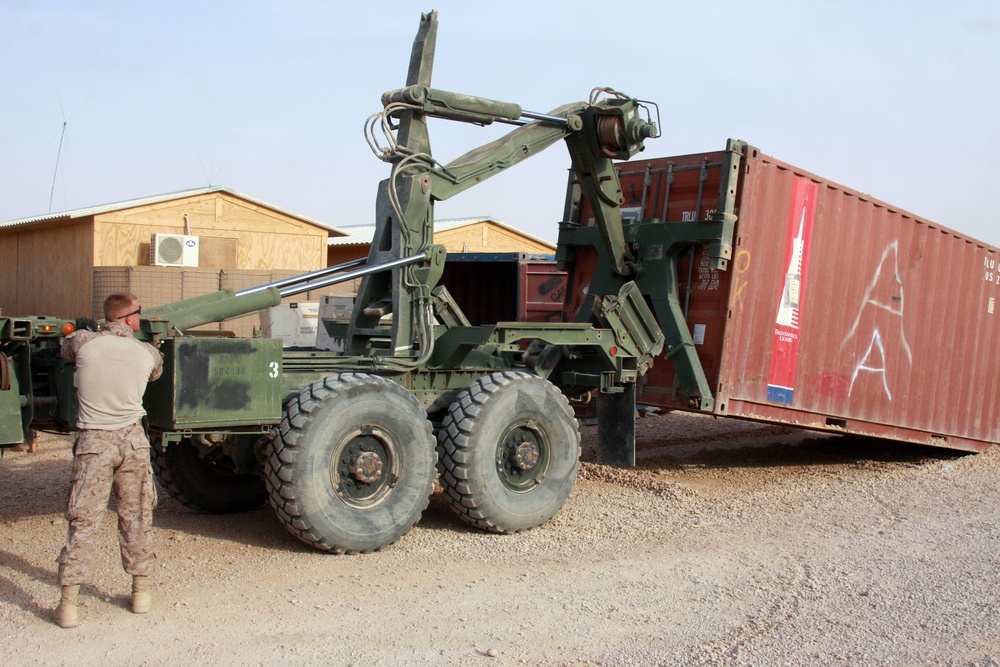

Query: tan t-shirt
left=61, top=322, right=164, bottom=430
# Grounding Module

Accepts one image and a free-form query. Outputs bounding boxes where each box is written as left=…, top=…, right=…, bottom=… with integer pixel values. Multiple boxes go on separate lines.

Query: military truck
left=2, top=11, right=685, bottom=554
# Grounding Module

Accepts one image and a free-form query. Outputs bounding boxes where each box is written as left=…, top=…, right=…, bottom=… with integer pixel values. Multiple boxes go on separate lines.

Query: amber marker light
left=61, top=322, right=76, bottom=336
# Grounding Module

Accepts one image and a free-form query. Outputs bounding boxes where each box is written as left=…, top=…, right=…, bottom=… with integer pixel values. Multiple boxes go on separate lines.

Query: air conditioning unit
left=150, top=233, right=200, bottom=267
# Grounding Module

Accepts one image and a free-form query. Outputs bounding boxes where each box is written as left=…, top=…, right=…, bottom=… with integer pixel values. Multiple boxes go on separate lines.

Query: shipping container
left=564, top=140, right=1000, bottom=453
left=438, top=253, right=567, bottom=325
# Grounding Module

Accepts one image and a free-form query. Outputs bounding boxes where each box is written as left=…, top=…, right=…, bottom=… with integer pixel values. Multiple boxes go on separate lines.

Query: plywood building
left=0, top=187, right=346, bottom=321
left=327, top=217, right=555, bottom=266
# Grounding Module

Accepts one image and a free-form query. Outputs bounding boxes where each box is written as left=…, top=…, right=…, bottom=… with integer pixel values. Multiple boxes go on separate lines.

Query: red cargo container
left=438, top=253, right=567, bottom=325
left=568, top=141, right=1000, bottom=453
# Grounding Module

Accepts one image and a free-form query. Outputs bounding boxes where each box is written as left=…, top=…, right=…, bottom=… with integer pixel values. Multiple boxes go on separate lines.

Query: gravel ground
left=2, top=411, right=999, bottom=666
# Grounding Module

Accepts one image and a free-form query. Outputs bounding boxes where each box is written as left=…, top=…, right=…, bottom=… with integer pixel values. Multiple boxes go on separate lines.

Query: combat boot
left=54, top=584, right=80, bottom=628
left=131, top=575, right=151, bottom=614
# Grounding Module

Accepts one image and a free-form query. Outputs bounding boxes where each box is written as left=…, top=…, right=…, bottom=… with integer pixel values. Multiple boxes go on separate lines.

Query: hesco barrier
left=92, top=267, right=360, bottom=338
left=567, top=141, right=1000, bottom=452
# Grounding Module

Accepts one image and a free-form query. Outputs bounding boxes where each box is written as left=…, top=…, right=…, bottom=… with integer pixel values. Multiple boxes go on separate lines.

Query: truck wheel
left=437, top=371, right=580, bottom=533
left=265, top=373, right=436, bottom=554
left=151, top=439, right=268, bottom=514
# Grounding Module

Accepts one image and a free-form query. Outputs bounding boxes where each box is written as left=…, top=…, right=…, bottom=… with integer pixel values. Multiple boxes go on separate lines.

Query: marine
left=54, top=293, right=163, bottom=628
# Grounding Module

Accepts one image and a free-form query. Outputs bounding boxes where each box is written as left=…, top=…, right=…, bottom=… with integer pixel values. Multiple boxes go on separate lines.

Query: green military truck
left=2, top=11, right=740, bottom=553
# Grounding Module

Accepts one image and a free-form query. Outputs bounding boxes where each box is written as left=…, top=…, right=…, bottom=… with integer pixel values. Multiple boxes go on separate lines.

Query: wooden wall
left=325, top=221, right=554, bottom=267
left=0, top=222, right=93, bottom=317
left=1, top=191, right=332, bottom=319
left=327, top=244, right=368, bottom=267
left=434, top=221, right=553, bottom=254
left=0, top=234, right=16, bottom=315
left=94, top=193, right=327, bottom=271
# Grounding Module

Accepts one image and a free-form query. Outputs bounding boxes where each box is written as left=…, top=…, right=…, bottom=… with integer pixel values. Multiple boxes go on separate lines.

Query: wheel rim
left=331, top=425, right=399, bottom=509
left=495, top=419, right=549, bottom=492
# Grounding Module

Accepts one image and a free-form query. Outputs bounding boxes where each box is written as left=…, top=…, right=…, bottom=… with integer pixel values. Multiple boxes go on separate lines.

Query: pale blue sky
left=2, top=1, right=997, bottom=246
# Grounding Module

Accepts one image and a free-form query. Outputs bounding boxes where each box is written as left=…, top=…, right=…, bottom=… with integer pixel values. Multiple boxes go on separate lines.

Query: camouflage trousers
left=57, top=423, right=157, bottom=586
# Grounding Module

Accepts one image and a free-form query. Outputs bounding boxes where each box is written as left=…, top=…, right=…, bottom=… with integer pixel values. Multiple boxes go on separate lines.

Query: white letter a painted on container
left=850, top=329, right=892, bottom=399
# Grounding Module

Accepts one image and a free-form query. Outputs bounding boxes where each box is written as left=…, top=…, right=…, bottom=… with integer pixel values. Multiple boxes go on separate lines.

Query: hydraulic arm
left=349, top=11, right=661, bottom=365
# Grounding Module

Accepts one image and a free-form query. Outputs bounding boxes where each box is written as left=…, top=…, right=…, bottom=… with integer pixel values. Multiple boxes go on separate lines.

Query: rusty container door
left=519, top=261, right=567, bottom=323
left=574, top=142, right=1000, bottom=452
left=438, top=253, right=563, bottom=325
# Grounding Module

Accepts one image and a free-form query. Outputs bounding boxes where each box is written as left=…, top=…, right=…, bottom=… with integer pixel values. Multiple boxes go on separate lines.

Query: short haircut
left=103, top=292, right=139, bottom=320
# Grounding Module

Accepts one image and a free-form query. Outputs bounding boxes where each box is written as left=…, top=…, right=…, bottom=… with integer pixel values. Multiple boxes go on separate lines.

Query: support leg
left=596, top=384, right=636, bottom=467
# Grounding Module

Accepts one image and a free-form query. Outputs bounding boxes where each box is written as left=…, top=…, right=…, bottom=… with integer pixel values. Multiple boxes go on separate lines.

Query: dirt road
left=2, top=412, right=999, bottom=666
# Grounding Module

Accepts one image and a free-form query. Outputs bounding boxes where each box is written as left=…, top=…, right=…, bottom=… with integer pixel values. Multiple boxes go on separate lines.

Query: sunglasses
left=118, top=306, right=142, bottom=320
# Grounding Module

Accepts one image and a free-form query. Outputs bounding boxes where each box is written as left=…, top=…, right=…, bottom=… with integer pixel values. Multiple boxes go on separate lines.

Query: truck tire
left=437, top=371, right=580, bottom=533
left=151, top=439, right=268, bottom=514
left=265, top=373, right=436, bottom=554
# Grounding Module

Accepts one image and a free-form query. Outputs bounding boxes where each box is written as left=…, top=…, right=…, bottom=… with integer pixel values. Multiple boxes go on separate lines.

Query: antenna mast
left=48, top=120, right=67, bottom=213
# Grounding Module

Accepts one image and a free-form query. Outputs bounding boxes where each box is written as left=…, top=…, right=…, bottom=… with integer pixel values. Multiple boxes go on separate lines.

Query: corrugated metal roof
left=0, top=186, right=349, bottom=236
left=326, top=216, right=556, bottom=249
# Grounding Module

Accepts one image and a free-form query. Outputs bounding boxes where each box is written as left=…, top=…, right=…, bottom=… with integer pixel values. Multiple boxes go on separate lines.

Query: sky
left=1, top=1, right=998, bottom=247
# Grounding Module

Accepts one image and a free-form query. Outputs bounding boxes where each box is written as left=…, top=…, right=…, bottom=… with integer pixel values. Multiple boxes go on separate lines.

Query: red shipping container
left=569, top=141, right=1000, bottom=452
left=438, top=253, right=567, bottom=325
